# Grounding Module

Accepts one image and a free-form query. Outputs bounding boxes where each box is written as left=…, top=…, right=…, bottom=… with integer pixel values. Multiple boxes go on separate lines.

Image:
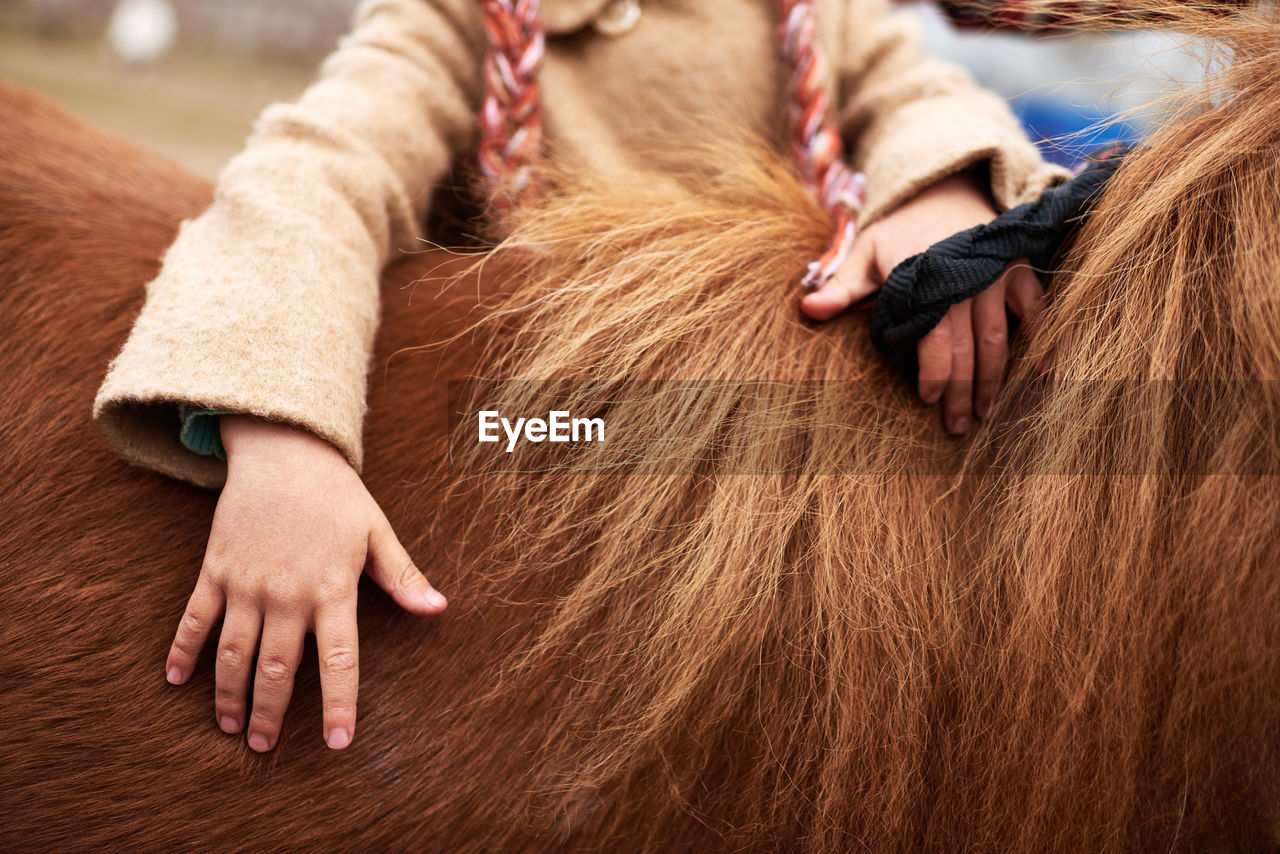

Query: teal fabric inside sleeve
left=178, top=404, right=237, bottom=462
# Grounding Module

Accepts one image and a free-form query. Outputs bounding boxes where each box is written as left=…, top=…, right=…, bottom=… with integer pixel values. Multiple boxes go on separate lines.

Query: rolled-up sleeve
left=92, top=0, right=487, bottom=490
left=832, top=0, right=1071, bottom=227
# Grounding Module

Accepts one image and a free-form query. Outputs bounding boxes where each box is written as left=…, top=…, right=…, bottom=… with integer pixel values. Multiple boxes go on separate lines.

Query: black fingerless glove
left=868, top=144, right=1129, bottom=375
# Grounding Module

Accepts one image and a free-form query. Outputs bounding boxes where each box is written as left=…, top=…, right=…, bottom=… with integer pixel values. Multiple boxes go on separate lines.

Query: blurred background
left=0, top=0, right=1207, bottom=178
left=0, top=0, right=357, bottom=176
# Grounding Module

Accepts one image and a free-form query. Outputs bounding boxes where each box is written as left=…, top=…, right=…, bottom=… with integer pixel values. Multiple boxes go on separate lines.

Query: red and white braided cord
left=776, top=0, right=867, bottom=290
left=478, top=0, right=864, bottom=292
left=478, top=0, right=545, bottom=221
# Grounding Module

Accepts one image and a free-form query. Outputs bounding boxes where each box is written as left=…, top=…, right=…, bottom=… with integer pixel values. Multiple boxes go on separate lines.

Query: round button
left=594, top=0, right=642, bottom=36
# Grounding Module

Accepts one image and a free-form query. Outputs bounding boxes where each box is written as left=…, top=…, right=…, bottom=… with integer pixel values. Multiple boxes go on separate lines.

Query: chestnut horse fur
left=3, top=5, right=1280, bottom=848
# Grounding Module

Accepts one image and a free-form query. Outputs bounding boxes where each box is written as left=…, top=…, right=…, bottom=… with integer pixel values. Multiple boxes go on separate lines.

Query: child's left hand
left=800, top=171, right=1044, bottom=435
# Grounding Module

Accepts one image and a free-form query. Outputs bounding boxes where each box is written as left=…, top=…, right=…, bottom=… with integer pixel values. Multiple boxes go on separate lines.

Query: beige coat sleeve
left=833, top=0, right=1072, bottom=227
left=92, top=0, right=486, bottom=491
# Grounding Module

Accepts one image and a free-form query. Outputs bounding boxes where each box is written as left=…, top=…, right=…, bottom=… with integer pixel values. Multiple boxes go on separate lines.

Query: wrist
left=221, top=414, right=342, bottom=464
left=912, top=167, right=991, bottom=208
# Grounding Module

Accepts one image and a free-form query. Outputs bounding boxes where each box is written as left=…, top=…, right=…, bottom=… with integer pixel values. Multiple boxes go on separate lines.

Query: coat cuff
left=91, top=148, right=381, bottom=492
left=93, top=334, right=368, bottom=490
left=848, top=90, right=1072, bottom=228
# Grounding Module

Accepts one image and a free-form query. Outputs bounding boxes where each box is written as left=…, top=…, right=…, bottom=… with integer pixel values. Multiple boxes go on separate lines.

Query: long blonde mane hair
left=425, top=3, right=1280, bottom=847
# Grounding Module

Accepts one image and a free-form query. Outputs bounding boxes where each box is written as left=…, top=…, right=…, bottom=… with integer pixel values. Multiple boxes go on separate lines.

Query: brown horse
left=2, top=4, right=1279, bottom=849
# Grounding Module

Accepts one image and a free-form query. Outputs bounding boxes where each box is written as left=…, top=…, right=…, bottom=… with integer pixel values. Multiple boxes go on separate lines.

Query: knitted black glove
left=868, top=144, right=1129, bottom=375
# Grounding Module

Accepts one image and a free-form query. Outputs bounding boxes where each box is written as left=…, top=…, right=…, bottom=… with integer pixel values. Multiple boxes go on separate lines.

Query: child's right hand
left=163, top=414, right=446, bottom=752
left=801, top=172, right=1045, bottom=434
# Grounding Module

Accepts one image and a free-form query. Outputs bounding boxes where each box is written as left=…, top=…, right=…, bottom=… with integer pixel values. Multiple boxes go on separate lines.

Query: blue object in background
left=1010, top=97, right=1143, bottom=170
left=904, top=2, right=1203, bottom=172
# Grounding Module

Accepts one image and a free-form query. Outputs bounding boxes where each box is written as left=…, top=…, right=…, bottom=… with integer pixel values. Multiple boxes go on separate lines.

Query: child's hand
left=800, top=172, right=1045, bottom=434
left=164, top=414, right=446, bottom=752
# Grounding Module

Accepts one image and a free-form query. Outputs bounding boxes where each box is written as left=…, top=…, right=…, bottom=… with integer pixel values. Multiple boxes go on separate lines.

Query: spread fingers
left=974, top=279, right=1010, bottom=420
left=213, top=601, right=261, bottom=737
left=315, top=599, right=359, bottom=750
left=166, top=575, right=223, bottom=685
left=943, top=299, right=976, bottom=435
left=245, top=613, right=306, bottom=753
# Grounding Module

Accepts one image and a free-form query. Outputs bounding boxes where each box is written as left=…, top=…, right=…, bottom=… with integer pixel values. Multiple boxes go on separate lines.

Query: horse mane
left=1, top=2, right=1277, bottom=849
left=429, top=3, right=1280, bottom=847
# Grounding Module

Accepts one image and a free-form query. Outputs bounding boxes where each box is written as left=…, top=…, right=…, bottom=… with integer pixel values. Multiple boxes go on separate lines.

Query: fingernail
left=976, top=400, right=991, bottom=420
left=923, top=389, right=942, bottom=405
left=166, top=666, right=183, bottom=685
left=952, top=417, right=971, bottom=435
left=248, top=733, right=270, bottom=752
left=423, top=587, right=447, bottom=609
left=327, top=728, right=351, bottom=749
left=219, top=716, right=240, bottom=734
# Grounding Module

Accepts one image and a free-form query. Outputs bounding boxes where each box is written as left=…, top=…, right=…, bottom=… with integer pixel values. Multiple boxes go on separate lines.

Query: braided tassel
left=479, top=0, right=865, bottom=292
left=478, top=0, right=545, bottom=226
left=777, top=0, right=867, bottom=291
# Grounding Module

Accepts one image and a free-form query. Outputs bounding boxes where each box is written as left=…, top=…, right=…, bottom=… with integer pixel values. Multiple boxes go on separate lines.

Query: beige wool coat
left=92, top=0, right=1071, bottom=491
